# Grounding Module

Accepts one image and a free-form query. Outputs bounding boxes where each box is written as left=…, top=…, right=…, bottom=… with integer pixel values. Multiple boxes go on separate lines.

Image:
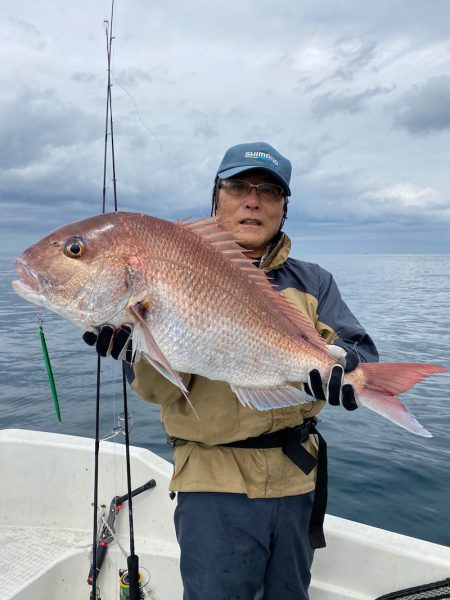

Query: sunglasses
left=219, top=179, right=284, bottom=201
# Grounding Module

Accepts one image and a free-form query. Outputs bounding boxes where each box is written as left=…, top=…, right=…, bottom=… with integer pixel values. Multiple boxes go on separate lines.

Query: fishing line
left=111, top=74, right=184, bottom=181
left=101, top=411, right=134, bottom=441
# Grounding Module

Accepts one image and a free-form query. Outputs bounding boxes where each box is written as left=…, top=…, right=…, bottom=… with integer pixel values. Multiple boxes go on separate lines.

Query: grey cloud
left=184, top=110, right=220, bottom=140
left=10, top=17, right=46, bottom=50
left=288, top=165, right=450, bottom=231
left=304, top=37, right=378, bottom=93
left=126, top=0, right=449, bottom=52
left=334, top=38, right=377, bottom=81
left=0, top=89, right=100, bottom=169
left=71, top=72, right=99, bottom=84
left=2, top=0, right=450, bottom=256
left=113, top=68, right=154, bottom=87
left=395, top=76, right=450, bottom=135
left=304, top=1, right=449, bottom=44
left=0, top=88, right=106, bottom=220
left=286, top=137, right=347, bottom=176
left=311, top=86, right=392, bottom=119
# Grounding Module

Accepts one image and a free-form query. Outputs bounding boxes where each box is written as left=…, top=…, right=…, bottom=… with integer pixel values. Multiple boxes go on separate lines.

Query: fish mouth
left=239, top=219, right=262, bottom=226
left=12, top=259, right=46, bottom=294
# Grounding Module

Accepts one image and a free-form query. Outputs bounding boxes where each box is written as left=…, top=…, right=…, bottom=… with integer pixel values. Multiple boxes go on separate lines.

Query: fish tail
left=358, top=363, right=447, bottom=437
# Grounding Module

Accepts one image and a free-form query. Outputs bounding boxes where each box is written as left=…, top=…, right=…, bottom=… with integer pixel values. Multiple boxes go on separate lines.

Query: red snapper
left=12, top=212, right=446, bottom=436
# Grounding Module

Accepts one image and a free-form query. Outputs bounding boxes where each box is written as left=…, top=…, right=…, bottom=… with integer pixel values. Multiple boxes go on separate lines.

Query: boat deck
left=2, top=429, right=450, bottom=600
left=1, top=526, right=88, bottom=598
left=1, top=524, right=181, bottom=599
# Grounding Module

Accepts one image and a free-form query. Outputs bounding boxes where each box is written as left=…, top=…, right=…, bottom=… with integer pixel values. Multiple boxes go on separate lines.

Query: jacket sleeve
left=317, top=268, right=379, bottom=365
left=125, top=360, right=192, bottom=406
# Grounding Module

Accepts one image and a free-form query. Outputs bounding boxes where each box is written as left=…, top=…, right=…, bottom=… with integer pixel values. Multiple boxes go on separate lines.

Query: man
left=85, top=141, right=378, bottom=600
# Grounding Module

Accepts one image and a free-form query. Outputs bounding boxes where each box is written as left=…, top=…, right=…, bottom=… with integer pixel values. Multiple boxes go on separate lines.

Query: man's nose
left=245, top=188, right=261, bottom=208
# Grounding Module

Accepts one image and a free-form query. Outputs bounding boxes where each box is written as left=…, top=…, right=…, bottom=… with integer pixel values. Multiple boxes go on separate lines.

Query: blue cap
left=216, top=142, right=292, bottom=196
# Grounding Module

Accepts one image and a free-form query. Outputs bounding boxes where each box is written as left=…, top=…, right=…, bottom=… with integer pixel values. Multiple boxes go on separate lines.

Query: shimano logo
left=244, top=151, right=278, bottom=166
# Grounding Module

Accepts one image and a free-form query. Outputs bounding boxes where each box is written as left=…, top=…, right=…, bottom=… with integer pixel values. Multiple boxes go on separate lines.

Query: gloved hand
left=304, top=345, right=359, bottom=411
left=82, top=324, right=133, bottom=361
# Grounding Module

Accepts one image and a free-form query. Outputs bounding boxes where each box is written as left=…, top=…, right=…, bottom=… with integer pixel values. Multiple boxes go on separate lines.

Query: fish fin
left=359, top=363, right=446, bottom=437
left=130, top=303, right=199, bottom=418
left=178, top=215, right=220, bottom=232
left=177, top=217, right=327, bottom=354
left=230, top=384, right=312, bottom=411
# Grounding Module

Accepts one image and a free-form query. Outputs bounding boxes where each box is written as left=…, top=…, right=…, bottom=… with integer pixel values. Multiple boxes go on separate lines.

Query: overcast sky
left=1, top=0, right=449, bottom=256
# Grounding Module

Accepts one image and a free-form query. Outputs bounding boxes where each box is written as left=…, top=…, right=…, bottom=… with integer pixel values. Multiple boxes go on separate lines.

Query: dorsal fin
left=177, top=217, right=328, bottom=354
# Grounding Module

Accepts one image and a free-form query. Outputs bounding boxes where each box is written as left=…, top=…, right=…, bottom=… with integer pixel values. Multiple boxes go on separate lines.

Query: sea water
left=1, top=254, right=449, bottom=545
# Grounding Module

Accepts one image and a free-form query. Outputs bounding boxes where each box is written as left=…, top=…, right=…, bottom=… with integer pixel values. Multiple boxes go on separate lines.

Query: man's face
left=215, top=170, right=286, bottom=258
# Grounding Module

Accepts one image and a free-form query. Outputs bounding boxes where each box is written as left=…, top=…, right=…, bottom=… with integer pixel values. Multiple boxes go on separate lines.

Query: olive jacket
left=128, top=233, right=378, bottom=498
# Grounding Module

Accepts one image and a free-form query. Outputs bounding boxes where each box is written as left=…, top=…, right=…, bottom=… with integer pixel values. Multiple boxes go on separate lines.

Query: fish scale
left=145, top=269, right=312, bottom=386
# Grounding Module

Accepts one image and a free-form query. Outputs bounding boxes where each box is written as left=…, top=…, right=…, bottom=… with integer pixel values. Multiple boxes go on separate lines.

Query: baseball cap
left=216, top=142, right=292, bottom=196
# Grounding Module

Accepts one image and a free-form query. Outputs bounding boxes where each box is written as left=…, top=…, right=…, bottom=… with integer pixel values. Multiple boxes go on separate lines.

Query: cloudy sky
left=1, top=0, right=450, bottom=256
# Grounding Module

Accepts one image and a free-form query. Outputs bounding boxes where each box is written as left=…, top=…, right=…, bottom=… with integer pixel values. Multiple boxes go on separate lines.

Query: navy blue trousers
left=174, top=491, right=315, bottom=600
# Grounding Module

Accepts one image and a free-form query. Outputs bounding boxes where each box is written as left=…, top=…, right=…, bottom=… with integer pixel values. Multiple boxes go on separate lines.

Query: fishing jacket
left=129, top=233, right=379, bottom=498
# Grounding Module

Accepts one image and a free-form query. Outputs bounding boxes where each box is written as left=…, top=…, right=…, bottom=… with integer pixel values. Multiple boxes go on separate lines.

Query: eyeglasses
left=219, top=179, right=285, bottom=202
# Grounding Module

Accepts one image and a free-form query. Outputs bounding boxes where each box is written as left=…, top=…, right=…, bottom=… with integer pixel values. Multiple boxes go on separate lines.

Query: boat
left=1, top=427, right=449, bottom=600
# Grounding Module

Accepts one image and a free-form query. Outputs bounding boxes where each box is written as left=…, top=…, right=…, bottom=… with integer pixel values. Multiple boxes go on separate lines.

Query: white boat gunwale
left=1, top=428, right=449, bottom=600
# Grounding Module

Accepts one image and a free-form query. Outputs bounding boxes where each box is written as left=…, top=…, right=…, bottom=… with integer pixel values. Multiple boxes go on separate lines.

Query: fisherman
left=84, top=141, right=379, bottom=600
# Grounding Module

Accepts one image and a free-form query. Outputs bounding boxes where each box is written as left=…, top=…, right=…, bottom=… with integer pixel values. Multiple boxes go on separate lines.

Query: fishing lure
left=36, top=308, right=61, bottom=422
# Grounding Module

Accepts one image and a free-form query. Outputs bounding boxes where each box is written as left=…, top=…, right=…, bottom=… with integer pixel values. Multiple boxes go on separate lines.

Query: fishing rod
left=92, top=353, right=102, bottom=598
left=102, top=10, right=118, bottom=213
left=91, top=2, right=144, bottom=599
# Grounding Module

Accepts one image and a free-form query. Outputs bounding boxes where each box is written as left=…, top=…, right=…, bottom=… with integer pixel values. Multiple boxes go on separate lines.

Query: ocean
left=1, top=254, right=449, bottom=546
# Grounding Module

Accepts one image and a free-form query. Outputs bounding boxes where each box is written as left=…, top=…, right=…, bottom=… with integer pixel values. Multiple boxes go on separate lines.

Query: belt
left=222, top=418, right=328, bottom=549
left=168, top=419, right=327, bottom=549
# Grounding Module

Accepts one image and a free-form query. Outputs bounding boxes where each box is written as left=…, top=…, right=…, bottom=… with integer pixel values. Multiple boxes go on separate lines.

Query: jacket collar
left=259, top=232, right=291, bottom=271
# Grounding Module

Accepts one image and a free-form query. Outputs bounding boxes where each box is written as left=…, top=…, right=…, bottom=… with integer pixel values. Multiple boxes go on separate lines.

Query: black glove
left=82, top=324, right=133, bottom=361
left=304, top=365, right=358, bottom=411
left=304, top=344, right=359, bottom=411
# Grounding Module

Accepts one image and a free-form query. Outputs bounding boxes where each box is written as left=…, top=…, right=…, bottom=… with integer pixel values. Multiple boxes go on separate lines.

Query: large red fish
left=12, top=212, right=446, bottom=436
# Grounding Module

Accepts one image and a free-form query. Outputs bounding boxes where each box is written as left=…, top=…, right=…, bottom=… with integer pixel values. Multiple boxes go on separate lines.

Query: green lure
left=38, top=322, right=61, bottom=423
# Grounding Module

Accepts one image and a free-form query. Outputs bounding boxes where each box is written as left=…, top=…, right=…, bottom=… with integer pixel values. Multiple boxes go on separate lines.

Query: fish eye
left=63, top=237, right=86, bottom=259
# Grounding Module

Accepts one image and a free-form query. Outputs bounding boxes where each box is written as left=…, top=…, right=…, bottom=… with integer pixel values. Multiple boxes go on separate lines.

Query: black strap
left=307, top=421, right=327, bottom=549
left=281, top=425, right=317, bottom=475
left=223, top=419, right=328, bottom=549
